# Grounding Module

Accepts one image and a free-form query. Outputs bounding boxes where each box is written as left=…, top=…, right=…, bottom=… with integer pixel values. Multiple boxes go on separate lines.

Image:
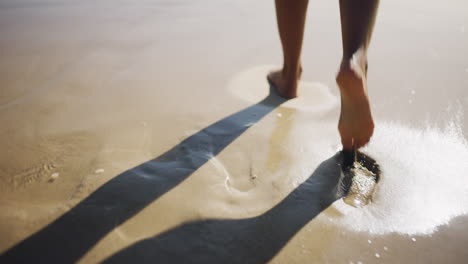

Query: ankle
left=342, top=49, right=368, bottom=75
left=282, top=65, right=301, bottom=81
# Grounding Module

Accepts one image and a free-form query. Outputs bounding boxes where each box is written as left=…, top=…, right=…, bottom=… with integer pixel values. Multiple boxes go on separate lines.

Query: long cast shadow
left=1, top=88, right=287, bottom=263
left=103, top=152, right=360, bottom=264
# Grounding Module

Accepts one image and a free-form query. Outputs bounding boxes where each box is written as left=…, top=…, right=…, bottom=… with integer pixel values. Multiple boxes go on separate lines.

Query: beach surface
left=1, top=0, right=468, bottom=263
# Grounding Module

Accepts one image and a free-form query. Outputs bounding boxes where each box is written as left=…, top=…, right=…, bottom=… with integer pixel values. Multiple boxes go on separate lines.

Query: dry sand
left=1, top=0, right=468, bottom=263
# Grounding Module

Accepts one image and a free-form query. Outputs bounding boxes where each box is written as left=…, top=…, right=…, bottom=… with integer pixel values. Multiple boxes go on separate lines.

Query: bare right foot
left=336, top=52, right=374, bottom=150
left=267, top=67, right=302, bottom=99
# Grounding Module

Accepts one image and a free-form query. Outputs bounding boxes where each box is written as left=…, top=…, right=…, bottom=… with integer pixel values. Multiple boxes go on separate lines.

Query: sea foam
left=330, top=120, right=468, bottom=235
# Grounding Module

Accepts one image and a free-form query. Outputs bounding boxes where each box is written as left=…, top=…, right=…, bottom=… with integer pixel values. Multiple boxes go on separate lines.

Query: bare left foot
left=267, top=67, right=302, bottom=99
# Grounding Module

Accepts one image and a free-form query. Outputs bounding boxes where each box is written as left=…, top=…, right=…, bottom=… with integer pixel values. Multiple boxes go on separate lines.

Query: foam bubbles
left=329, top=120, right=468, bottom=235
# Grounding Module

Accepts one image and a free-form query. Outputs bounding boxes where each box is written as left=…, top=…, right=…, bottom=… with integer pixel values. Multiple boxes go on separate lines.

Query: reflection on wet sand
left=2, top=0, right=468, bottom=263
left=103, top=152, right=351, bottom=264
left=0, top=88, right=286, bottom=263
left=266, top=108, right=296, bottom=174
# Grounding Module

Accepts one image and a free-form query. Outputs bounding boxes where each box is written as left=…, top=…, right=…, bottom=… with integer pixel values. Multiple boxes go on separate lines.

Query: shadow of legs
left=104, top=151, right=380, bottom=264
left=1, top=88, right=286, bottom=264
left=103, top=153, right=347, bottom=264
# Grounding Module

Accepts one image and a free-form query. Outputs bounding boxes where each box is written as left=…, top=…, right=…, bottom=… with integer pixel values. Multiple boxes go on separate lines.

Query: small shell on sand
left=49, top=172, right=59, bottom=182
left=95, top=168, right=105, bottom=174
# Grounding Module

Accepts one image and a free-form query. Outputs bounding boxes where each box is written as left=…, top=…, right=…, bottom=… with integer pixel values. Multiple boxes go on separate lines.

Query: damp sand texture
left=1, top=0, right=468, bottom=264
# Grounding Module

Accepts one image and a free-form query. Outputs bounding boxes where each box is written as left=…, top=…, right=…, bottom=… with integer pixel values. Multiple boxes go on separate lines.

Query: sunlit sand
left=1, top=0, right=468, bottom=263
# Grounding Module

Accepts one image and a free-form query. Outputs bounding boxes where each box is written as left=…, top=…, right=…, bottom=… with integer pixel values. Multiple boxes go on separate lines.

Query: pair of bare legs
left=267, top=0, right=379, bottom=150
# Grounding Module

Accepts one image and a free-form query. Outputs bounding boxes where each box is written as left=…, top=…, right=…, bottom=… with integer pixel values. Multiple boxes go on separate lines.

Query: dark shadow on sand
left=102, top=153, right=380, bottom=264
left=103, top=152, right=349, bottom=264
left=1, top=87, right=287, bottom=263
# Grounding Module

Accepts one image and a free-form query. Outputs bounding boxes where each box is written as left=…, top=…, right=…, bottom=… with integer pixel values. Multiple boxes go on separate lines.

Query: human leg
left=268, top=0, right=309, bottom=99
left=337, top=0, right=379, bottom=150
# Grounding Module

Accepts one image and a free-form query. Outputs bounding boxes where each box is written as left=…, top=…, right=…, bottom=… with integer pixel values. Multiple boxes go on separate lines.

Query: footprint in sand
left=328, top=120, right=468, bottom=235
left=340, top=151, right=381, bottom=208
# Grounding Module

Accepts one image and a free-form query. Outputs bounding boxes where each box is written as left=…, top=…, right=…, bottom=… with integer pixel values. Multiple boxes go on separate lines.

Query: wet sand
left=1, top=0, right=468, bottom=263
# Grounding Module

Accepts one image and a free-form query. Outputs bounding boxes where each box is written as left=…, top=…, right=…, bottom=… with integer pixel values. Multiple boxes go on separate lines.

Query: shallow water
left=1, top=0, right=468, bottom=263
left=341, top=152, right=380, bottom=208
left=330, top=120, right=468, bottom=235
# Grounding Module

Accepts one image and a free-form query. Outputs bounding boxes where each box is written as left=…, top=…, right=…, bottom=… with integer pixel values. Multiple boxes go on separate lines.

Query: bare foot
left=336, top=52, right=374, bottom=150
left=267, top=67, right=302, bottom=99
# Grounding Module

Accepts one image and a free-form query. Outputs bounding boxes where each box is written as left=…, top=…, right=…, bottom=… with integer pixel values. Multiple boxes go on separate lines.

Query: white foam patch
left=227, top=65, right=338, bottom=113
left=330, top=120, right=468, bottom=235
